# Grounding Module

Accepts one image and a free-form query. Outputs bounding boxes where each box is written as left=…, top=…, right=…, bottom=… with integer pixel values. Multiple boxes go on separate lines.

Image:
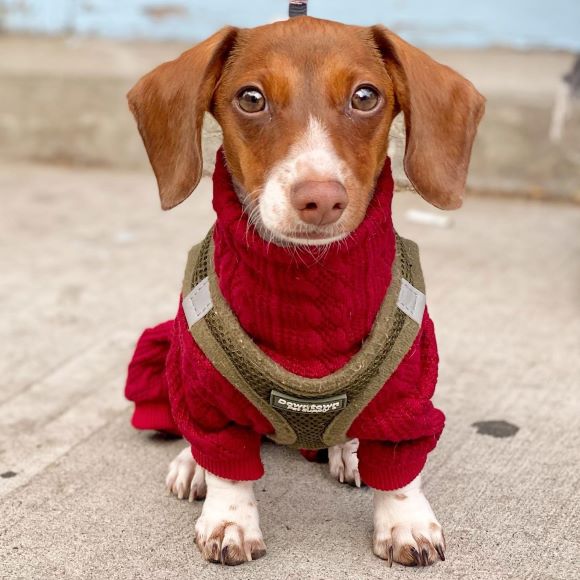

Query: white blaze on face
left=259, top=115, right=352, bottom=245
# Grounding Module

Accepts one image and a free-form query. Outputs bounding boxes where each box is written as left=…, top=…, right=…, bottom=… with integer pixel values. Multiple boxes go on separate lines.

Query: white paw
left=165, top=446, right=207, bottom=501
left=195, top=473, right=266, bottom=565
left=328, top=438, right=361, bottom=487
left=373, top=476, right=445, bottom=567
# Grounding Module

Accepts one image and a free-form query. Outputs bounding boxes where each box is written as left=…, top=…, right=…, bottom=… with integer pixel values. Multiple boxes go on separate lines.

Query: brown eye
left=237, top=87, right=266, bottom=113
left=351, top=85, right=380, bottom=112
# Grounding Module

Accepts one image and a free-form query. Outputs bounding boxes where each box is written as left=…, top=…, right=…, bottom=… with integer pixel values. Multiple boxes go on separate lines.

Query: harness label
left=183, top=277, right=213, bottom=326
left=270, top=390, right=347, bottom=414
left=397, top=278, right=426, bottom=324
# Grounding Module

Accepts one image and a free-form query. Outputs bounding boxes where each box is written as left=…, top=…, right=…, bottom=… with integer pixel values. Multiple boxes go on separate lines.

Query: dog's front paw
left=195, top=474, right=266, bottom=565
left=166, top=446, right=206, bottom=501
left=373, top=477, right=445, bottom=567
left=374, top=519, right=445, bottom=567
left=195, top=518, right=266, bottom=566
left=328, top=438, right=361, bottom=487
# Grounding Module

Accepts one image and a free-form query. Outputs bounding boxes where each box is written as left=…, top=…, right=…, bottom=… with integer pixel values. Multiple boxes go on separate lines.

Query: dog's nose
left=291, top=181, right=348, bottom=226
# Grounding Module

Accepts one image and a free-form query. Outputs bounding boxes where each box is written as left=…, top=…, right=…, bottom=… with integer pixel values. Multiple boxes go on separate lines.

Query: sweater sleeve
left=125, top=320, right=181, bottom=436
left=166, top=307, right=269, bottom=481
left=349, top=310, right=445, bottom=491
left=182, top=396, right=265, bottom=481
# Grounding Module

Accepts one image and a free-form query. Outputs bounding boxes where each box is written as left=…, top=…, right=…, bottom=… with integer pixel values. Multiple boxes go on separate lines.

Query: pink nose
left=291, top=181, right=348, bottom=226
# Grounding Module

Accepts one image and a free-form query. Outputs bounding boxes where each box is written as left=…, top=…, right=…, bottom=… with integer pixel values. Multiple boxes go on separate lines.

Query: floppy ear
left=371, top=26, right=485, bottom=209
left=127, top=26, right=238, bottom=210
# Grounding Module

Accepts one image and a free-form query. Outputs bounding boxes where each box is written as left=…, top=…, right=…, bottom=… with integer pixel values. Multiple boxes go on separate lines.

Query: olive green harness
left=181, top=229, right=426, bottom=449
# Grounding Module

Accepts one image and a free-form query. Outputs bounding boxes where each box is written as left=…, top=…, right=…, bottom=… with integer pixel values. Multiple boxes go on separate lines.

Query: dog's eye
left=351, top=85, right=380, bottom=112
left=237, top=87, right=266, bottom=113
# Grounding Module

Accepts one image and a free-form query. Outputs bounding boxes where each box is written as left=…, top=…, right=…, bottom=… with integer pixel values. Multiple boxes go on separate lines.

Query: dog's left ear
left=127, top=26, right=238, bottom=210
left=371, top=26, right=485, bottom=209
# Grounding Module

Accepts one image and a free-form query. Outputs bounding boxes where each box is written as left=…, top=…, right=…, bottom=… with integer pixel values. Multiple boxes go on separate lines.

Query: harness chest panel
left=182, top=229, right=425, bottom=449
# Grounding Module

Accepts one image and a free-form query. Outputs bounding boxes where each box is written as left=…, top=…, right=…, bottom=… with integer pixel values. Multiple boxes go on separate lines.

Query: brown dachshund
left=128, top=15, right=484, bottom=567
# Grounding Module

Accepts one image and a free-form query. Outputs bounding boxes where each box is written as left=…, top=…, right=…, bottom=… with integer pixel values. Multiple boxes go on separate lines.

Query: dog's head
left=128, top=17, right=484, bottom=245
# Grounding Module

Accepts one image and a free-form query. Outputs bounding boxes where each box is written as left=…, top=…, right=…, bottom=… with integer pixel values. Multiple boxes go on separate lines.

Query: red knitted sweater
left=125, top=151, right=445, bottom=491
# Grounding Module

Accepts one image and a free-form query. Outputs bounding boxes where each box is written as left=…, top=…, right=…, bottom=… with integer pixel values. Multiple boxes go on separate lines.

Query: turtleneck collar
left=211, top=149, right=396, bottom=378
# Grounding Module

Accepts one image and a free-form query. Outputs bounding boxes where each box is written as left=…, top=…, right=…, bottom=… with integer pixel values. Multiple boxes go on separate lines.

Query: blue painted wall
left=0, top=0, right=578, bottom=50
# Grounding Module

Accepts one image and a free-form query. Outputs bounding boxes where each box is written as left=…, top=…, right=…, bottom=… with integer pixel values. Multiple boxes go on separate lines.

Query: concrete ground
left=1, top=162, right=579, bottom=580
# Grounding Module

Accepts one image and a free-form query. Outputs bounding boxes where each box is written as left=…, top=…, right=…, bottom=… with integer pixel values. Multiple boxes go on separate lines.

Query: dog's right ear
left=371, top=26, right=485, bottom=210
left=127, top=27, right=238, bottom=210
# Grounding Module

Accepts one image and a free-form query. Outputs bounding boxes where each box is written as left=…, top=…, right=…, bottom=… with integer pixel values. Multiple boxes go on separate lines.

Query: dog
left=125, top=15, right=484, bottom=567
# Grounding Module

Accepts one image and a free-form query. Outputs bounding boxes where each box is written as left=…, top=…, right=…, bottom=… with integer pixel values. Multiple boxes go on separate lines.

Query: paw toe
left=397, top=544, right=421, bottom=567
left=220, top=525, right=246, bottom=566
left=189, top=468, right=207, bottom=501
left=372, top=534, right=394, bottom=566
left=166, top=450, right=206, bottom=501
left=220, top=543, right=246, bottom=566
left=245, top=537, right=267, bottom=561
left=415, top=536, right=438, bottom=565
left=328, top=439, right=362, bottom=487
left=201, top=537, right=221, bottom=563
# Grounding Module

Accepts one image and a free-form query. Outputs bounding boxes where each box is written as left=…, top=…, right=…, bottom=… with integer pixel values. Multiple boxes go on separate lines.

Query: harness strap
left=182, top=229, right=425, bottom=449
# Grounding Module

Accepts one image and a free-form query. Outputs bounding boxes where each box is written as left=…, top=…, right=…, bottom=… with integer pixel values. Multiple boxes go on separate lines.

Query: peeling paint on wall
left=0, top=0, right=578, bottom=50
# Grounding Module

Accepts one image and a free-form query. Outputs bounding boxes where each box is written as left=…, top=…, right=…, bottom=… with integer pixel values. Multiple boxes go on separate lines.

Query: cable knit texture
left=211, top=153, right=395, bottom=377
left=125, top=150, right=445, bottom=490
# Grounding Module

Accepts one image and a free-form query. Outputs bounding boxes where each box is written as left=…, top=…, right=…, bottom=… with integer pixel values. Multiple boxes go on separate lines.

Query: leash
left=289, top=0, right=308, bottom=18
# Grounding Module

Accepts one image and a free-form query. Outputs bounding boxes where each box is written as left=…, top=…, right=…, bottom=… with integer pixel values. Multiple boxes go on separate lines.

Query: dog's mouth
left=287, top=230, right=338, bottom=241
left=275, top=226, right=348, bottom=246
left=259, top=226, right=349, bottom=247
left=251, top=216, right=350, bottom=247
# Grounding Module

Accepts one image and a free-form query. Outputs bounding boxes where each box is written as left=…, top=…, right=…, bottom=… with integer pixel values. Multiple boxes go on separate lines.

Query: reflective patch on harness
left=270, top=390, right=347, bottom=413
left=183, top=277, right=213, bottom=326
left=397, top=278, right=426, bottom=324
